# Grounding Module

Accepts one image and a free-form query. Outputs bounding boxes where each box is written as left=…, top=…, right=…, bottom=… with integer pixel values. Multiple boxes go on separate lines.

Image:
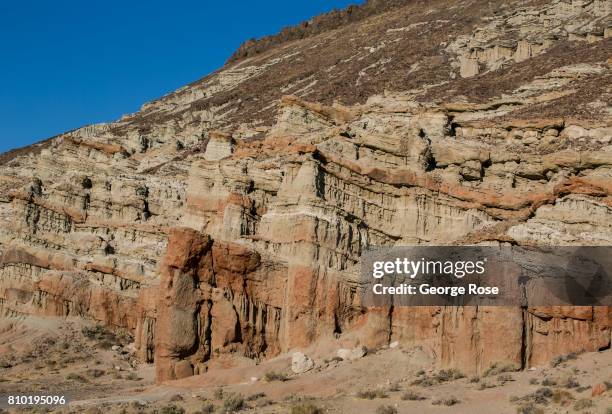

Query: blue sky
left=0, top=0, right=359, bottom=154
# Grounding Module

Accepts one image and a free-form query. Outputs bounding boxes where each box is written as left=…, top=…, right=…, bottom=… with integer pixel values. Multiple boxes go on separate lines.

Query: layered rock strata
left=0, top=0, right=610, bottom=382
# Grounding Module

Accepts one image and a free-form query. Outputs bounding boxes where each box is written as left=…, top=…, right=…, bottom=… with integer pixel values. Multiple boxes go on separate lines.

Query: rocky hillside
left=0, top=0, right=610, bottom=383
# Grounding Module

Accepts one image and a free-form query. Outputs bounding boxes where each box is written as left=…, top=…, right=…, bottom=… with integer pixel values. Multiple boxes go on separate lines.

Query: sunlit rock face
left=0, top=0, right=610, bottom=382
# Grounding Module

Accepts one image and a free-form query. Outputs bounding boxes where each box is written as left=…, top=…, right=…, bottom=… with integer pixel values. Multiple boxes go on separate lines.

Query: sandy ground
left=0, top=316, right=610, bottom=413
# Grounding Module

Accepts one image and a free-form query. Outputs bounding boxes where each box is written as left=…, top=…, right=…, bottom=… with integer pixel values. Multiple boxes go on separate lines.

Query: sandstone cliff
left=0, top=0, right=610, bottom=382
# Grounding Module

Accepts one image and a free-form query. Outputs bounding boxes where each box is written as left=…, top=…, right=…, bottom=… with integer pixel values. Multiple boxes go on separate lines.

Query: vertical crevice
left=520, top=307, right=529, bottom=369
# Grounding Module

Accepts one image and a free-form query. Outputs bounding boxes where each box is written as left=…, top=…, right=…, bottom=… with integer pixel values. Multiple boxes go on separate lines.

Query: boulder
left=591, top=382, right=608, bottom=397
left=291, top=352, right=315, bottom=374
left=337, top=346, right=367, bottom=361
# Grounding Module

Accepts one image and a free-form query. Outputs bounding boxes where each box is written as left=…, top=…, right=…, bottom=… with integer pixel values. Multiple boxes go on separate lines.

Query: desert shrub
left=82, top=325, right=115, bottom=343
left=159, top=405, right=185, bottom=414
left=436, top=369, right=465, bottom=381
left=478, top=381, right=496, bottom=390
left=469, top=376, right=480, bottom=383
left=60, top=356, right=75, bottom=364
left=415, top=369, right=425, bottom=376
left=562, top=377, right=579, bottom=388
left=525, top=387, right=553, bottom=404
left=126, top=372, right=141, bottom=381
left=432, top=397, right=459, bottom=406
left=573, top=398, right=593, bottom=410
left=246, top=392, right=265, bottom=401
left=411, top=368, right=464, bottom=387
left=375, top=405, right=397, bottom=414
left=128, top=402, right=145, bottom=413
left=220, top=393, right=245, bottom=413
left=498, top=373, right=514, bottom=383
left=356, top=389, right=388, bottom=399
left=66, top=373, right=87, bottom=382
left=198, top=403, right=215, bottom=414
left=0, top=360, right=12, bottom=369
left=529, top=378, right=539, bottom=385
left=255, top=398, right=272, bottom=408
left=290, top=402, right=322, bottom=414
left=516, top=403, right=544, bottom=414
left=387, top=382, right=401, bottom=392
left=213, top=388, right=224, bottom=400
left=86, top=369, right=105, bottom=378
left=401, top=390, right=425, bottom=401
left=575, top=385, right=590, bottom=393
left=82, top=324, right=132, bottom=347
left=550, top=352, right=578, bottom=367
left=541, top=378, right=557, bottom=386
left=551, top=389, right=573, bottom=404
left=97, top=340, right=113, bottom=350
left=411, top=376, right=437, bottom=387
left=484, top=362, right=515, bottom=377
left=264, top=370, right=288, bottom=382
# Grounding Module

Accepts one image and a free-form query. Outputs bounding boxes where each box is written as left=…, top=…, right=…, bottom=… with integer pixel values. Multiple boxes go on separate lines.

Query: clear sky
left=0, top=0, right=359, bottom=154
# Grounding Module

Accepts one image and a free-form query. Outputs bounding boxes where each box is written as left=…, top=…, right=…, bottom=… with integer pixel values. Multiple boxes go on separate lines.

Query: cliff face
left=0, top=0, right=611, bottom=382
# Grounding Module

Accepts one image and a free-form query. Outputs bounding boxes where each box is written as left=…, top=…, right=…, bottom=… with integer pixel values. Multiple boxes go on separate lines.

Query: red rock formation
left=0, top=0, right=610, bottom=384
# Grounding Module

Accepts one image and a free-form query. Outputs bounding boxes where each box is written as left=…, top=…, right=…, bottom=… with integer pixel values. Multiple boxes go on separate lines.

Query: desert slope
left=0, top=0, right=610, bottom=388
